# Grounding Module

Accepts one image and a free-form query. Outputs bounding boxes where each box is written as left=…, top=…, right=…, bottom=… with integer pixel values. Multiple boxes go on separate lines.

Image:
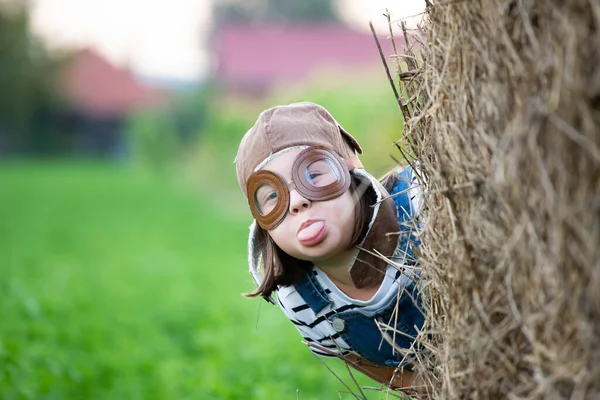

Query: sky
left=31, top=0, right=426, bottom=81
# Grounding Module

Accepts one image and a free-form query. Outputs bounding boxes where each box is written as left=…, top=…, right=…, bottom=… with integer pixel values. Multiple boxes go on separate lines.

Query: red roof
left=213, top=23, right=398, bottom=92
left=62, top=49, right=166, bottom=117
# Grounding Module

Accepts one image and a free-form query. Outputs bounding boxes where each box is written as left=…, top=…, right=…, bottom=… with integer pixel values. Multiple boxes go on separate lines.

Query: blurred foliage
left=126, top=111, right=180, bottom=171
left=0, top=162, right=387, bottom=399
left=0, top=2, right=66, bottom=153
left=126, top=87, right=211, bottom=172
left=212, top=0, right=340, bottom=26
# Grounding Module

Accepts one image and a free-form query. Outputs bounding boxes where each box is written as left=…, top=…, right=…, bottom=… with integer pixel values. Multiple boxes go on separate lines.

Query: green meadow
left=0, top=70, right=405, bottom=399
left=0, top=161, right=395, bottom=399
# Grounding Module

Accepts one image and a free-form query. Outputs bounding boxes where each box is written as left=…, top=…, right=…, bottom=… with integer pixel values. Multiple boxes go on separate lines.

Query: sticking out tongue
left=297, top=221, right=327, bottom=246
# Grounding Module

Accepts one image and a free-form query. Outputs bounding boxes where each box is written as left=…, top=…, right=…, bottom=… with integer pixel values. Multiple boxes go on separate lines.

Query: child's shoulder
left=276, top=283, right=299, bottom=303
left=380, top=165, right=420, bottom=195
left=275, top=283, right=312, bottom=315
left=275, top=282, right=324, bottom=331
left=382, top=165, right=423, bottom=222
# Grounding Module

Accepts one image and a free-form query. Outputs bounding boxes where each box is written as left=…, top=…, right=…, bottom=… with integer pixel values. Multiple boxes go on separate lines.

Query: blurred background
left=0, top=0, right=424, bottom=398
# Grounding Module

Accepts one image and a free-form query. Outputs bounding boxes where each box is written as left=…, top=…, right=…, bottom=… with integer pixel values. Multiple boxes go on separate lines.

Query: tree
left=0, top=2, right=66, bottom=153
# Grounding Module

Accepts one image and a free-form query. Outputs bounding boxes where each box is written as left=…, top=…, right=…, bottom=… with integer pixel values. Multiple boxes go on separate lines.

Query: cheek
left=267, top=222, right=293, bottom=252
left=325, top=192, right=357, bottom=233
left=267, top=226, right=283, bottom=245
left=339, top=192, right=357, bottom=222
left=344, top=193, right=360, bottom=242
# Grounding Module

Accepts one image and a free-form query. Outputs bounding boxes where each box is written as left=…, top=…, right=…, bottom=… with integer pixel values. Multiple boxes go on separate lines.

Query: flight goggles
left=246, top=146, right=363, bottom=230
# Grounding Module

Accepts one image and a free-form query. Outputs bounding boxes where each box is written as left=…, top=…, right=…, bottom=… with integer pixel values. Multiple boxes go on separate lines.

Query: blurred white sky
left=31, top=0, right=426, bottom=81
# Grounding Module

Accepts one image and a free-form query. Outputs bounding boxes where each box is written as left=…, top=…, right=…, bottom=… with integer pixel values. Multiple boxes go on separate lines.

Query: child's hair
left=246, top=170, right=401, bottom=299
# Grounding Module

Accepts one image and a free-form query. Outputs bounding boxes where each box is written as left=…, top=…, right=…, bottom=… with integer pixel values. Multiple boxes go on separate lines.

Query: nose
left=289, top=189, right=311, bottom=215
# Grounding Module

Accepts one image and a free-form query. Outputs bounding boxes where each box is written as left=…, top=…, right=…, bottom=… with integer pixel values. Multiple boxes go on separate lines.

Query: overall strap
left=295, top=270, right=331, bottom=313
left=391, top=166, right=420, bottom=266
left=393, top=166, right=416, bottom=222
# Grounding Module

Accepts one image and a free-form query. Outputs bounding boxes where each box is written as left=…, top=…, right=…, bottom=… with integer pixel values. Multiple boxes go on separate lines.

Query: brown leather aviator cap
left=235, top=102, right=363, bottom=198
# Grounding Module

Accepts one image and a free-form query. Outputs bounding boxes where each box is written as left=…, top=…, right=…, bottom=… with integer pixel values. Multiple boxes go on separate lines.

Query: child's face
left=259, top=148, right=356, bottom=264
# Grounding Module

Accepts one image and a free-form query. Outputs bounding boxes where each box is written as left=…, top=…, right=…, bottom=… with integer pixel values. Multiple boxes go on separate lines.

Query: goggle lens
left=304, top=158, right=340, bottom=188
left=254, top=183, right=278, bottom=216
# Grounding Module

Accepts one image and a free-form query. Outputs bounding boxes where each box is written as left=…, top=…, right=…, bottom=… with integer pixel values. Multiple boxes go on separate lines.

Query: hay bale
left=399, top=0, right=600, bottom=398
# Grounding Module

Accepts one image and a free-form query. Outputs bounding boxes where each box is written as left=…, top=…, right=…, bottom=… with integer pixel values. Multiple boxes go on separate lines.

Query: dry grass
left=386, top=0, right=600, bottom=398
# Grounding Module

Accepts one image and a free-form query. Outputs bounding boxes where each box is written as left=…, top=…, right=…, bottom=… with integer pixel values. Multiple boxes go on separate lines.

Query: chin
left=291, top=249, right=327, bottom=263
left=296, top=242, right=339, bottom=262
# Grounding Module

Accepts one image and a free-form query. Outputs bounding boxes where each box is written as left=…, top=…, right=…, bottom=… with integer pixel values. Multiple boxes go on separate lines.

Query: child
left=234, top=102, right=424, bottom=391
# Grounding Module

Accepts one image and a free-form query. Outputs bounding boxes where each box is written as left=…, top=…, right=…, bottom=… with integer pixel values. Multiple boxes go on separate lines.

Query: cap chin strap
left=247, top=220, right=276, bottom=304
left=348, top=169, right=400, bottom=288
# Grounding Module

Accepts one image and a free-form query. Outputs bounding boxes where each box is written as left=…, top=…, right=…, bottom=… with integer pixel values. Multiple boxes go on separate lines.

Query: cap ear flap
left=248, top=221, right=263, bottom=286
left=248, top=221, right=276, bottom=304
left=338, top=125, right=363, bottom=154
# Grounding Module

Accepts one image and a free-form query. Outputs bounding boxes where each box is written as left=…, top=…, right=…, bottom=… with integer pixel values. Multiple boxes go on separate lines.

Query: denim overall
left=295, top=167, right=424, bottom=367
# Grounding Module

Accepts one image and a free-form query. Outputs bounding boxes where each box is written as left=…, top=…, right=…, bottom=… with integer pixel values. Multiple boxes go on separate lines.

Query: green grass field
left=0, top=161, right=389, bottom=400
